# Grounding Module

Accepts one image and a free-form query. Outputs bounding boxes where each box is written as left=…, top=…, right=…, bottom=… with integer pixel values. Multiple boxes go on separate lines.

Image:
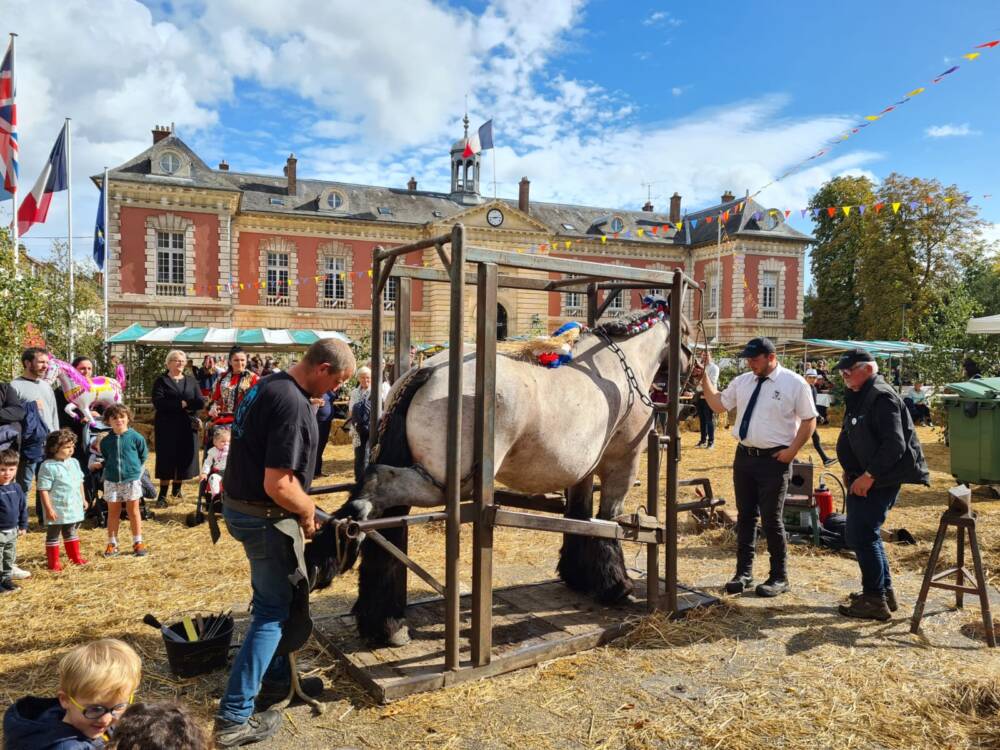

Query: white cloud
left=8, top=0, right=879, bottom=265
left=925, top=123, right=980, bottom=138
left=643, top=11, right=682, bottom=27
left=981, top=223, right=1000, bottom=248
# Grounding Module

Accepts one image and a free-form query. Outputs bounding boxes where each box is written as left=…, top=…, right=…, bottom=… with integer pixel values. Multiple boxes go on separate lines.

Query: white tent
left=966, top=315, right=1000, bottom=335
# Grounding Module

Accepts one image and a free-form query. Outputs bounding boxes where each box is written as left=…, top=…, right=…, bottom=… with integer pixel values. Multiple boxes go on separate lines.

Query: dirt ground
left=1, top=423, right=998, bottom=749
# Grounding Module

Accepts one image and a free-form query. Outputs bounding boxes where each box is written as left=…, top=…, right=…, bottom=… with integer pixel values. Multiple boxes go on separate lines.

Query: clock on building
left=486, top=208, right=504, bottom=227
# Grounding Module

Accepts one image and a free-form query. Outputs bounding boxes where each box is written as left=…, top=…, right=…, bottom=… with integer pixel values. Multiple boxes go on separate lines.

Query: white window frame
left=561, top=274, right=584, bottom=317
left=382, top=276, right=399, bottom=310
left=322, top=256, right=347, bottom=309
left=757, top=258, right=786, bottom=320
left=155, top=230, right=186, bottom=296
left=266, top=251, right=290, bottom=306
left=703, top=264, right=720, bottom=319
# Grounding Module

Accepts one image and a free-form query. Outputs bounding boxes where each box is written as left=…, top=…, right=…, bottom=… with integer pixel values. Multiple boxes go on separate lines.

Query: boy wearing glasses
left=4, top=638, right=141, bottom=748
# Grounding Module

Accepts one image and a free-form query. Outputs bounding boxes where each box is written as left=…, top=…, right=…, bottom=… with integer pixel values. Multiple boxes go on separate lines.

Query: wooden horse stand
left=910, top=508, right=996, bottom=647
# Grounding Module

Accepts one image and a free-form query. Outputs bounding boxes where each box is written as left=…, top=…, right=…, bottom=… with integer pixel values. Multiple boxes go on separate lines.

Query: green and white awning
left=108, top=324, right=351, bottom=351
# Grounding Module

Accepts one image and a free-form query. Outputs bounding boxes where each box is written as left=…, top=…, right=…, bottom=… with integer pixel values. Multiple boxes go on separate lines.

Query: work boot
left=724, top=573, right=753, bottom=595
left=256, top=675, right=324, bottom=711
left=755, top=578, right=790, bottom=597
left=214, top=710, right=282, bottom=748
left=839, top=592, right=891, bottom=621
left=850, top=588, right=898, bottom=612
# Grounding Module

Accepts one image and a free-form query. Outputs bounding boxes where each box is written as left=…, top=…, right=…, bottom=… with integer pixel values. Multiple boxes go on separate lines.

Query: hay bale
left=330, top=419, right=352, bottom=446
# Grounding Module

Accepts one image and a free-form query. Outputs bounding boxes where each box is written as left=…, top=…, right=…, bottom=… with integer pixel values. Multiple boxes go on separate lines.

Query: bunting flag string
left=749, top=37, right=999, bottom=199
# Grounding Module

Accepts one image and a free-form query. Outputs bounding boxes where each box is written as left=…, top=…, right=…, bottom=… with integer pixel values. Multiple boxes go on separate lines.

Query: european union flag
left=93, top=174, right=106, bottom=270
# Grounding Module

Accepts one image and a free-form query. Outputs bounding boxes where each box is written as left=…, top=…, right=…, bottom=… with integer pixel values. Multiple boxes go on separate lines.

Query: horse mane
left=590, top=308, right=666, bottom=340
left=50, top=358, right=90, bottom=390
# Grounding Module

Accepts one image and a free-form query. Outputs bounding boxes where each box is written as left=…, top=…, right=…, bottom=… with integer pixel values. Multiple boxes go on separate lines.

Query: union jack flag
left=0, top=37, right=17, bottom=196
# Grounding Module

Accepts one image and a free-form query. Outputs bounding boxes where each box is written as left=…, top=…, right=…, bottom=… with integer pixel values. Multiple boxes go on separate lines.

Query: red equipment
left=814, top=483, right=834, bottom=523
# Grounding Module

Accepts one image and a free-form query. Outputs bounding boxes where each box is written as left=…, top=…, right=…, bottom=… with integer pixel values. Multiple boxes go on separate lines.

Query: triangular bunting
left=975, top=40, right=999, bottom=48
left=963, top=52, right=981, bottom=61
left=842, top=206, right=851, bottom=216
left=784, top=210, right=791, bottom=219
left=906, top=87, right=925, bottom=96
left=891, top=202, right=901, bottom=214
left=858, top=205, right=867, bottom=215
left=827, top=207, right=837, bottom=217
left=874, top=202, right=884, bottom=214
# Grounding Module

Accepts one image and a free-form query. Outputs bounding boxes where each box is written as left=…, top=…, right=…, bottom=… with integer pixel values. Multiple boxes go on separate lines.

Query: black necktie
left=738, top=376, right=768, bottom=441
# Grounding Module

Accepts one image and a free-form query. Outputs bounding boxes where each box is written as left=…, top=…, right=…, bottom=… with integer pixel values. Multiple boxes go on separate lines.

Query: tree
left=33, top=240, right=104, bottom=361
left=804, top=176, right=877, bottom=338
left=805, top=173, right=988, bottom=341
left=0, top=229, right=47, bottom=378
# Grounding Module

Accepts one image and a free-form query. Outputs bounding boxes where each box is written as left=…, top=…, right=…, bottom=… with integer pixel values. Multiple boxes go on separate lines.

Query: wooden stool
left=910, top=509, right=996, bottom=647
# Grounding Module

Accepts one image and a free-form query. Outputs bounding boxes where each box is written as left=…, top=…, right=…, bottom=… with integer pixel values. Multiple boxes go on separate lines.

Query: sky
left=4, top=0, right=1000, bottom=271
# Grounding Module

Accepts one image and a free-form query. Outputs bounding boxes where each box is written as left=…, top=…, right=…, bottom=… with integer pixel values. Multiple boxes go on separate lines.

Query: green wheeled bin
left=943, top=377, right=1000, bottom=485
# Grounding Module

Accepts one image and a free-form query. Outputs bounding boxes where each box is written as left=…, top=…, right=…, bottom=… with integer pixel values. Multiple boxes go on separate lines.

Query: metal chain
left=594, top=330, right=655, bottom=410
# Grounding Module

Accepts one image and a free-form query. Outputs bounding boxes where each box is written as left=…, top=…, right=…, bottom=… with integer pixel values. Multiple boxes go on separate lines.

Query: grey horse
left=308, top=302, right=691, bottom=645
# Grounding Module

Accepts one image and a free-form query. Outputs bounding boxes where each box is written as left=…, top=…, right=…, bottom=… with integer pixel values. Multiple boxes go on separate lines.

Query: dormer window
left=377, top=206, right=392, bottom=216
left=561, top=223, right=576, bottom=231
left=610, top=216, right=625, bottom=233
left=269, top=197, right=285, bottom=206
left=323, top=190, right=345, bottom=211
left=159, top=152, right=181, bottom=175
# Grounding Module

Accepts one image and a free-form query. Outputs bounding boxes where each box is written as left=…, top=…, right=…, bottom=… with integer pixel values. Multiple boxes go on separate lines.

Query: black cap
left=737, top=337, right=776, bottom=358
left=835, top=348, right=874, bottom=371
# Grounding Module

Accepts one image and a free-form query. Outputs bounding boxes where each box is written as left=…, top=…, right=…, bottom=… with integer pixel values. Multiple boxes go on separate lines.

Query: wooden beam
left=491, top=508, right=661, bottom=544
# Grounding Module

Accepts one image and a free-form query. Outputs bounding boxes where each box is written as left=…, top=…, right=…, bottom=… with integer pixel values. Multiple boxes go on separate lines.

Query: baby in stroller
left=188, top=427, right=228, bottom=527
left=85, top=422, right=157, bottom=527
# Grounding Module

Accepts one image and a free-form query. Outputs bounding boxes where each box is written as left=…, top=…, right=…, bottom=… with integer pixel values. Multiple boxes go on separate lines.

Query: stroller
left=84, top=423, right=156, bottom=528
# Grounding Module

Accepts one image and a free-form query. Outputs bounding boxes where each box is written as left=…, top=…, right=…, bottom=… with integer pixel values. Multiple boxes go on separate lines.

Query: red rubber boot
left=46, top=543, right=63, bottom=572
left=64, top=538, right=89, bottom=565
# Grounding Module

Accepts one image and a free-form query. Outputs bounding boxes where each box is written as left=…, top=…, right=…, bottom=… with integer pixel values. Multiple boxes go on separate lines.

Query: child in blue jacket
left=91, top=405, right=149, bottom=558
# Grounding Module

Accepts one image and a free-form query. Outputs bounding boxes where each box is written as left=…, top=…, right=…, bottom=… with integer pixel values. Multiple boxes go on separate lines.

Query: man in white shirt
left=699, top=337, right=817, bottom=597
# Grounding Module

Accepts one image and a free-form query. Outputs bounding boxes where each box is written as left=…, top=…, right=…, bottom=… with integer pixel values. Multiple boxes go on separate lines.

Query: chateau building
left=99, top=120, right=810, bottom=349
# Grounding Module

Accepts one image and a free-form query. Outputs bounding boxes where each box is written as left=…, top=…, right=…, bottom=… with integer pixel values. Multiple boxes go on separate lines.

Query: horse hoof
left=598, top=579, right=635, bottom=605
left=386, top=619, right=410, bottom=646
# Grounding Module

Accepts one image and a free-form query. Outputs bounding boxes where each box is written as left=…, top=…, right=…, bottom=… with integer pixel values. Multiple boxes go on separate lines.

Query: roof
left=967, top=314, right=1000, bottom=335
left=101, top=133, right=812, bottom=246
left=778, top=338, right=930, bottom=359
left=108, top=324, right=351, bottom=351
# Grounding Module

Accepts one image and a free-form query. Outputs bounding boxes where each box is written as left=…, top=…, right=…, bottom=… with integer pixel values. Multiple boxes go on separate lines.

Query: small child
left=38, top=430, right=89, bottom=571
left=3, top=638, right=142, bottom=749
left=108, top=701, right=210, bottom=750
left=0, top=449, right=28, bottom=592
left=93, top=405, right=149, bottom=558
left=200, top=428, right=230, bottom=501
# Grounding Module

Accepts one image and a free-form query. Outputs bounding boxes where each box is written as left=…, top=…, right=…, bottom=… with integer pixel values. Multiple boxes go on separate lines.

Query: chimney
left=283, top=153, right=297, bottom=196
left=642, top=200, right=654, bottom=212
left=152, top=124, right=172, bottom=144
left=407, top=176, right=417, bottom=191
left=218, top=160, right=229, bottom=171
left=669, top=192, right=682, bottom=224
left=518, top=176, right=530, bottom=213
left=721, top=189, right=735, bottom=204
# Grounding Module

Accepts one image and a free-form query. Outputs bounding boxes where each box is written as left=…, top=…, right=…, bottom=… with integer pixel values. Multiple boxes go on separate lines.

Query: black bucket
left=162, top=614, right=234, bottom=678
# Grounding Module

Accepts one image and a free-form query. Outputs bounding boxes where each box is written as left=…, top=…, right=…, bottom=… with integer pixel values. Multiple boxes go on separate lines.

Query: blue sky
left=6, top=0, right=1000, bottom=264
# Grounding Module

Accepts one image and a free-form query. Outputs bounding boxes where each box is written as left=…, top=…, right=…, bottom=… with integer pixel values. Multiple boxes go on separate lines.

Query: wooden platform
left=314, top=578, right=717, bottom=702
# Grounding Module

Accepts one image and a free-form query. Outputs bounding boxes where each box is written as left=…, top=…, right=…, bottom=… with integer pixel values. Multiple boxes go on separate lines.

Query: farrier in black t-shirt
left=224, top=371, right=318, bottom=504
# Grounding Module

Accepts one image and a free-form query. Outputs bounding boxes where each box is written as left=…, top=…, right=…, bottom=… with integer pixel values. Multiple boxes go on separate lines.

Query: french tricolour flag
left=462, top=119, right=494, bottom=158
left=18, top=123, right=68, bottom=236
left=0, top=37, right=17, bottom=197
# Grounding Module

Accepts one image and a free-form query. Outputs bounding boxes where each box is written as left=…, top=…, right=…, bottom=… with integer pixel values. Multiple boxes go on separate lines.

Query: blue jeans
left=217, top=507, right=295, bottom=724
left=846, top=484, right=899, bottom=595
left=16, top=459, right=42, bottom=526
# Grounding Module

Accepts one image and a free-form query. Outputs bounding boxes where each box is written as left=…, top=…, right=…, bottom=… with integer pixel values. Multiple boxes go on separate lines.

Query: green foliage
left=0, top=229, right=48, bottom=378
left=121, top=345, right=168, bottom=402
left=32, top=240, right=104, bottom=361
left=805, top=173, right=987, bottom=341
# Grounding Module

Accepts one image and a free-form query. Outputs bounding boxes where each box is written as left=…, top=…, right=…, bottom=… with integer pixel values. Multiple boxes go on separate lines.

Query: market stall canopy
left=966, top=314, right=1000, bottom=335
left=778, top=338, right=930, bottom=360
left=108, top=324, right=351, bottom=351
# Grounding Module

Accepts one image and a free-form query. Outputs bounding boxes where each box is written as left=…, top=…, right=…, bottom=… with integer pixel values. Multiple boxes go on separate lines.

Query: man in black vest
left=835, top=349, right=930, bottom=621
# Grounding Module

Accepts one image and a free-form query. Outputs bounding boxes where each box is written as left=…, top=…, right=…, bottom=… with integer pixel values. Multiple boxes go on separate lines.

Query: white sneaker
left=11, top=565, right=31, bottom=580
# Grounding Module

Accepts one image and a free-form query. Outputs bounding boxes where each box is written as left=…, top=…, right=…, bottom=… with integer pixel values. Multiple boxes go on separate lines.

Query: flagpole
left=102, top=167, right=109, bottom=352
left=715, top=211, right=722, bottom=343
left=9, top=33, right=17, bottom=278
left=66, top=117, right=74, bottom=360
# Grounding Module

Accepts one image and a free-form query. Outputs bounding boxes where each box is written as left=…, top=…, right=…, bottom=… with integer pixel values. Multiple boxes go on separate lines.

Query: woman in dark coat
left=151, top=349, right=204, bottom=507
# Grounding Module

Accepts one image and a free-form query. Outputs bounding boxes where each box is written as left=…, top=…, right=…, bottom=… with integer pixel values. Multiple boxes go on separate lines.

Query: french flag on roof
left=462, top=119, right=494, bottom=158
left=0, top=37, right=17, bottom=197
left=18, top=122, right=68, bottom=236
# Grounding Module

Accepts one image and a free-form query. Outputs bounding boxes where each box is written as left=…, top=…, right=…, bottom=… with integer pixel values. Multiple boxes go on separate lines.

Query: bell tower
left=450, top=114, right=482, bottom=204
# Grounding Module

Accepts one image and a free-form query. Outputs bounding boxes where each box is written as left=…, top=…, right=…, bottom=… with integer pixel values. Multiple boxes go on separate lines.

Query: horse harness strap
left=594, top=330, right=655, bottom=410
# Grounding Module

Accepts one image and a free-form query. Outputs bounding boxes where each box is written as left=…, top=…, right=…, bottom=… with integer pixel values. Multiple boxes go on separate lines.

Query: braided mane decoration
left=590, top=294, right=670, bottom=339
